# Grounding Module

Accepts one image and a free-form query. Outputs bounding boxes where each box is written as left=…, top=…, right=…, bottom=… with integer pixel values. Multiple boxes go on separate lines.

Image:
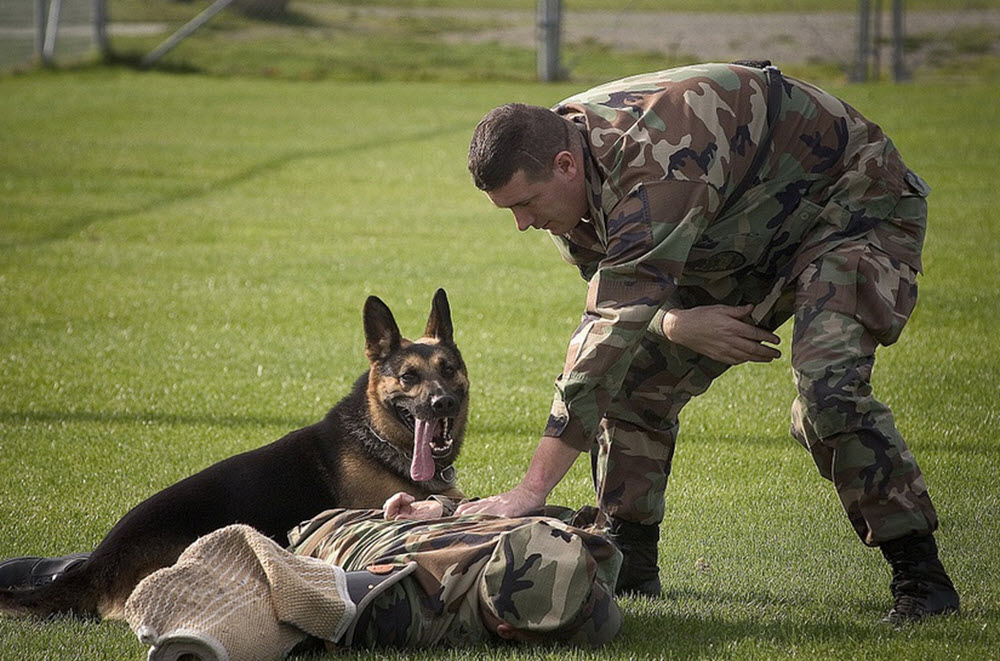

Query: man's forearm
left=519, top=435, right=582, bottom=502
left=453, top=435, right=582, bottom=517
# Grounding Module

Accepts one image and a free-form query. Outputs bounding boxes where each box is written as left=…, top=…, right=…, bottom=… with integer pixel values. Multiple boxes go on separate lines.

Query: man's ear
left=553, top=149, right=579, bottom=179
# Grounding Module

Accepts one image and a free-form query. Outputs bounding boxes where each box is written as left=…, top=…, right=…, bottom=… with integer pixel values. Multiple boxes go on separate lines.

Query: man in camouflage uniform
left=288, top=497, right=622, bottom=649
left=124, top=497, right=622, bottom=659
left=460, top=61, right=958, bottom=623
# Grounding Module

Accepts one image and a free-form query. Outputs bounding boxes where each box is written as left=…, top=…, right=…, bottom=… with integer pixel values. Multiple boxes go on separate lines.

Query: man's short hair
left=468, top=103, right=571, bottom=191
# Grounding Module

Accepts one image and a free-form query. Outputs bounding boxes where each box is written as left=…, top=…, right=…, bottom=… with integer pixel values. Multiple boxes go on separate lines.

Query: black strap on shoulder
left=343, top=564, right=415, bottom=646
left=717, top=65, right=785, bottom=218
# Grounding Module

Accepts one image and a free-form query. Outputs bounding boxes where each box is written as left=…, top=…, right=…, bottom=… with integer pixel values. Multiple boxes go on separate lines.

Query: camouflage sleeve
left=426, top=494, right=465, bottom=516
left=545, top=179, right=718, bottom=450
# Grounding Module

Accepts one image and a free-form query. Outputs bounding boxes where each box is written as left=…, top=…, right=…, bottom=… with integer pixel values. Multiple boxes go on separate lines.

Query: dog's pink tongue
left=411, top=418, right=437, bottom=482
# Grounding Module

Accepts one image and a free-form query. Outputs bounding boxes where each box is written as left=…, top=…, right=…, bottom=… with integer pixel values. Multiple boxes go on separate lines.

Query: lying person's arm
left=383, top=492, right=466, bottom=520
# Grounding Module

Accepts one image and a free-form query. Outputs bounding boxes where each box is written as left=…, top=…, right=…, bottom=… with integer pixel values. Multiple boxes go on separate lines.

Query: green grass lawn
left=1, top=69, right=998, bottom=659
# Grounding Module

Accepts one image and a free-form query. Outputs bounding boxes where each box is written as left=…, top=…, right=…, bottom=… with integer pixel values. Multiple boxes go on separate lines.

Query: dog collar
left=437, top=464, right=456, bottom=485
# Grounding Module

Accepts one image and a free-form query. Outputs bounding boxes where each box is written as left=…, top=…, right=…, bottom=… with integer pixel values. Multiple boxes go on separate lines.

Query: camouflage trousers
left=593, top=196, right=938, bottom=546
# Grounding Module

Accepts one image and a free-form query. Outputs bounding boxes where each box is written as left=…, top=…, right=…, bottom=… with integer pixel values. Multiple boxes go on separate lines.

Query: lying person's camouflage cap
left=478, top=519, right=622, bottom=647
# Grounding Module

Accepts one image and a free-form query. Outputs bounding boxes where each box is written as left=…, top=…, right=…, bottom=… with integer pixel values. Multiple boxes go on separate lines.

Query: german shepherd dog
left=0, top=289, right=467, bottom=620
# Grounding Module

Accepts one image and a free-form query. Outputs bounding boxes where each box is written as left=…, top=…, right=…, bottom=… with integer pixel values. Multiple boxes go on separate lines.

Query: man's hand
left=456, top=436, right=579, bottom=517
left=383, top=492, right=444, bottom=521
left=454, top=482, right=546, bottom=517
left=662, top=304, right=781, bottom=365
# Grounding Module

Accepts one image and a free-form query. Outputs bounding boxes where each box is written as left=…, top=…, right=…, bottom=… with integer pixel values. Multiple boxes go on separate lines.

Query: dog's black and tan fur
left=0, top=289, right=467, bottom=620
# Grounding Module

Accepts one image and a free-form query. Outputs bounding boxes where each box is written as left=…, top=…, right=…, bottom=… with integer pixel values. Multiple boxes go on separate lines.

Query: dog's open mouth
left=393, top=405, right=454, bottom=482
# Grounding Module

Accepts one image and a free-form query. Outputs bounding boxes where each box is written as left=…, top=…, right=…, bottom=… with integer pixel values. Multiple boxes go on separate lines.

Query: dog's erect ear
left=364, top=296, right=402, bottom=363
left=424, top=288, right=454, bottom=344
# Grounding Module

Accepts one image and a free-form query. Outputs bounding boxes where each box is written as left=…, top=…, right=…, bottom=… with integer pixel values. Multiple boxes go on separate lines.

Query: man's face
left=485, top=153, right=588, bottom=236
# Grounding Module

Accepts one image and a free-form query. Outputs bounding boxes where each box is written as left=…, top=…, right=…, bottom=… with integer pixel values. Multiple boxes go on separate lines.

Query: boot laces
left=890, top=592, right=925, bottom=619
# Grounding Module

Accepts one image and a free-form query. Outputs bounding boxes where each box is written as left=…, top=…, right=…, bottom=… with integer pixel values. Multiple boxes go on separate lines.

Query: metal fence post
left=872, top=0, right=882, bottom=81
left=140, top=0, right=238, bottom=68
left=537, top=0, right=562, bottom=82
left=852, top=0, right=871, bottom=82
left=94, top=0, right=109, bottom=58
left=34, top=0, right=47, bottom=62
left=42, top=0, right=62, bottom=66
left=892, top=0, right=908, bottom=81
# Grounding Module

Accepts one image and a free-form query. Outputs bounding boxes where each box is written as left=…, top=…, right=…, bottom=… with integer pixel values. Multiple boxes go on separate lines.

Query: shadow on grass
left=0, top=408, right=310, bottom=430
left=614, top=585, right=981, bottom=658
left=0, top=122, right=468, bottom=249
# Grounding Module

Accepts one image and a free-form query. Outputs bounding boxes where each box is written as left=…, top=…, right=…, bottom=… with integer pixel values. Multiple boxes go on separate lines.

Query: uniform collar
left=565, top=119, right=607, bottom=250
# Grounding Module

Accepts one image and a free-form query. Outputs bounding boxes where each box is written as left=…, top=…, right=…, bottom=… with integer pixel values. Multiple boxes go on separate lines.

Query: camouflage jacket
left=544, top=62, right=929, bottom=451
left=287, top=502, right=621, bottom=648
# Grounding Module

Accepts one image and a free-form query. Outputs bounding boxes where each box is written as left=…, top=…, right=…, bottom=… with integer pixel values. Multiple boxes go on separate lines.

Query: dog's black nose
left=431, top=394, right=458, bottom=417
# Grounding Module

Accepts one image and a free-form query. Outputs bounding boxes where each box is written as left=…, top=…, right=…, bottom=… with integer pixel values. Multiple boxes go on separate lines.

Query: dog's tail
left=0, top=561, right=103, bottom=619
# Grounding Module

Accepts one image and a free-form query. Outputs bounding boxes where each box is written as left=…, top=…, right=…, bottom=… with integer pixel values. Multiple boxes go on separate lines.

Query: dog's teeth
left=431, top=435, right=453, bottom=458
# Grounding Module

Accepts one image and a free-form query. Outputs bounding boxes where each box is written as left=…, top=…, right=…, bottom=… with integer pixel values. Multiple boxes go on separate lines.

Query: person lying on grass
left=122, top=492, right=623, bottom=660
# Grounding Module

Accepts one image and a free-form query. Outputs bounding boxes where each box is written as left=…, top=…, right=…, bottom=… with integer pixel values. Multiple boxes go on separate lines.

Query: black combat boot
left=608, top=518, right=662, bottom=598
left=880, top=534, right=959, bottom=625
left=0, top=552, right=90, bottom=589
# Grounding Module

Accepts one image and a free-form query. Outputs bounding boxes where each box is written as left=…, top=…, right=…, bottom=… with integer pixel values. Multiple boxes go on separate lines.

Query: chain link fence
left=2, top=0, right=998, bottom=81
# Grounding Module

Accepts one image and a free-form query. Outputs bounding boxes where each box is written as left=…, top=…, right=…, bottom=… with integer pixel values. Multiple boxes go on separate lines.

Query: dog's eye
left=441, top=365, right=456, bottom=379
left=400, top=372, right=419, bottom=386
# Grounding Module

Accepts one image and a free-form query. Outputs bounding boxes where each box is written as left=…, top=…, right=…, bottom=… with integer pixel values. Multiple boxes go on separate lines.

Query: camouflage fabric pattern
left=286, top=504, right=622, bottom=648
left=586, top=191, right=936, bottom=544
left=539, top=63, right=936, bottom=544
left=782, top=195, right=937, bottom=545
left=477, top=514, right=622, bottom=644
left=589, top=336, right=729, bottom=528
